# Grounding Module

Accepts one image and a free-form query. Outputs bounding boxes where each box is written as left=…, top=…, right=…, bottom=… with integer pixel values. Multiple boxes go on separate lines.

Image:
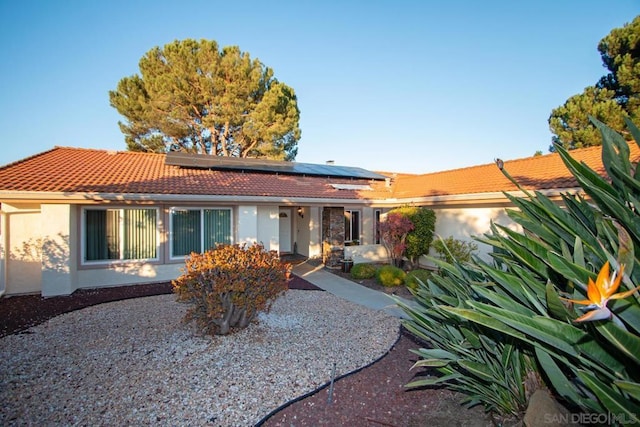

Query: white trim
left=0, top=187, right=584, bottom=206
left=370, top=188, right=584, bottom=207
left=0, top=191, right=385, bottom=205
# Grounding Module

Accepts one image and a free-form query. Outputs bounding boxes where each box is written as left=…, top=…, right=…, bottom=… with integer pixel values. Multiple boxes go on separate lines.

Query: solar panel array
left=165, top=152, right=387, bottom=180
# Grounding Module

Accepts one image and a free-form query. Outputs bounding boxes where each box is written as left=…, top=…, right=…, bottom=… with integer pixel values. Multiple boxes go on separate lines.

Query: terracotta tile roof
left=0, top=147, right=390, bottom=200
left=0, top=144, right=637, bottom=202
left=390, top=143, right=640, bottom=199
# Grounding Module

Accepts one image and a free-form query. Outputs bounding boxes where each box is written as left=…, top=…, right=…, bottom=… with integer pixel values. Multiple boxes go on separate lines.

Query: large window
left=171, top=208, right=232, bottom=257
left=344, top=209, right=360, bottom=244
left=84, top=208, right=158, bottom=262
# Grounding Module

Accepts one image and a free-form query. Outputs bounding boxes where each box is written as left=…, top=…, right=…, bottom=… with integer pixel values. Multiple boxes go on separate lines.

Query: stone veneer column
left=321, top=207, right=344, bottom=267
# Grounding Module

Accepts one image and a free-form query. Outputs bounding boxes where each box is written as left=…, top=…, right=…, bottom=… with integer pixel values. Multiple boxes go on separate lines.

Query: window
left=374, top=209, right=382, bottom=244
left=344, top=210, right=360, bottom=244
left=84, top=208, right=158, bottom=262
left=170, top=208, right=232, bottom=257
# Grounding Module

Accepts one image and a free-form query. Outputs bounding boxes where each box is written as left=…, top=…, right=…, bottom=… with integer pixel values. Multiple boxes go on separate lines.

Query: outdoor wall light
left=297, top=207, right=304, bottom=218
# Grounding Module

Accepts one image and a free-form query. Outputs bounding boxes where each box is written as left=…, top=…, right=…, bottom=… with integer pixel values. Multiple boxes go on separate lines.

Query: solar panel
left=165, top=152, right=387, bottom=180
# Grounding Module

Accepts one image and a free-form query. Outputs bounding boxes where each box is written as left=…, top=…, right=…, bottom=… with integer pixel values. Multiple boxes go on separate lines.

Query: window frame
left=344, top=209, right=361, bottom=244
left=81, top=206, right=160, bottom=265
left=169, top=207, right=233, bottom=260
left=374, top=209, right=382, bottom=244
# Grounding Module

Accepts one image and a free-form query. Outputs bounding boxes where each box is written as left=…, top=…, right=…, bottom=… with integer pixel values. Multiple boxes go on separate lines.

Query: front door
left=279, top=208, right=292, bottom=253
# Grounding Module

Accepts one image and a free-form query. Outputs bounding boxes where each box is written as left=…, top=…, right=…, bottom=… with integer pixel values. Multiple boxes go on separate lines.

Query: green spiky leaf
left=576, top=369, right=640, bottom=423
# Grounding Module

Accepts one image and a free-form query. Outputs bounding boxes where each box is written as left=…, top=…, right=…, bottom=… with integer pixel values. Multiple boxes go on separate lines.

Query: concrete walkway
left=292, top=261, right=417, bottom=319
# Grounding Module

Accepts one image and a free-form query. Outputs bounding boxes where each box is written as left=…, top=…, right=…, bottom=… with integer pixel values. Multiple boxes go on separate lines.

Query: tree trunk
left=237, top=309, right=255, bottom=329
left=213, top=293, right=234, bottom=335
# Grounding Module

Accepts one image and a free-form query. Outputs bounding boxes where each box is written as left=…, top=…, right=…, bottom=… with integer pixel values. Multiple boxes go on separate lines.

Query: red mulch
left=0, top=276, right=320, bottom=338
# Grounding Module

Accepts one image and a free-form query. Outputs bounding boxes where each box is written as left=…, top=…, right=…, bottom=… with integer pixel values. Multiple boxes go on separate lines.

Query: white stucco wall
left=4, top=204, right=42, bottom=295
left=360, top=207, right=374, bottom=245
left=257, top=206, right=279, bottom=252
left=419, top=206, right=520, bottom=267
left=76, top=263, right=182, bottom=290
left=237, top=205, right=258, bottom=246
left=0, top=199, right=528, bottom=296
left=344, top=244, right=389, bottom=264
left=40, top=204, right=76, bottom=297
left=307, top=207, right=321, bottom=258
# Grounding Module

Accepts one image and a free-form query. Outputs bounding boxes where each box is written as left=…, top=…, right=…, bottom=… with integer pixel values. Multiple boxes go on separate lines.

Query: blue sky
left=0, top=1, right=637, bottom=174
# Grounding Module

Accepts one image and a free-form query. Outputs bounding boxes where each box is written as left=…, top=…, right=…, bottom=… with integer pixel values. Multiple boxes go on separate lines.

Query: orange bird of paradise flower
left=567, top=261, right=640, bottom=322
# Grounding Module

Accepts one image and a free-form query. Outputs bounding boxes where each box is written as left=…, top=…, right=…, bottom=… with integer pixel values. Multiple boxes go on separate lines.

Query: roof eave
left=0, top=187, right=584, bottom=207
left=0, top=191, right=379, bottom=206
left=371, top=187, right=583, bottom=207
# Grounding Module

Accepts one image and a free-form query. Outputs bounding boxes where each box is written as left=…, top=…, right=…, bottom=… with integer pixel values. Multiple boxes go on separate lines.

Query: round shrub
left=350, top=263, right=378, bottom=280
left=172, top=243, right=290, bottom=336
left=375, top=265, right=406, bottom=287
left=405, top=269, right=431, bottom=291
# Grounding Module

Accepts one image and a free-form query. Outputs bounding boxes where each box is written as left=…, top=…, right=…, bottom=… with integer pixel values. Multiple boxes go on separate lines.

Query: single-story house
left=0, top=144, right=636, bottom=297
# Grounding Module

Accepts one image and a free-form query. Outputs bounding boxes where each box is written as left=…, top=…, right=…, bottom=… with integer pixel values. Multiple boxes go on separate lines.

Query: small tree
left=389, top=206, right=436, bottom=264
left=379, top=212, right=414, bottom=267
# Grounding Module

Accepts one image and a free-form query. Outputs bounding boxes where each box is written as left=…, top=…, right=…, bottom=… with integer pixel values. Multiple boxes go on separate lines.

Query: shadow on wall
left=422, top=207, right=521, bottom=266
left=11, top=234, right=70, bottom=272
left=344, top=244, right=389, bottom=264
left=108, top=262, right=158, bottom=278
left=7, top=235, right=71, bottom=294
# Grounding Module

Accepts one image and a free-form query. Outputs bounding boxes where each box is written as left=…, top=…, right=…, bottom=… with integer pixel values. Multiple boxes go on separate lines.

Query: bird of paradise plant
left=398, top=117, right=640, bottom=424
left=566, top=261, right=640, bottom=325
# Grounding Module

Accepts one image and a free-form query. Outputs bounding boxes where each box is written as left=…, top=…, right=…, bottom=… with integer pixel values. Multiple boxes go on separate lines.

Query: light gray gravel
left=0, top=290, right=400, bottom=426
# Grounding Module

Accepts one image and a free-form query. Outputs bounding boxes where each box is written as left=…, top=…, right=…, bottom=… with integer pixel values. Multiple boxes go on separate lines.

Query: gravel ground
left=1, top=290, right=400, bottom=426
